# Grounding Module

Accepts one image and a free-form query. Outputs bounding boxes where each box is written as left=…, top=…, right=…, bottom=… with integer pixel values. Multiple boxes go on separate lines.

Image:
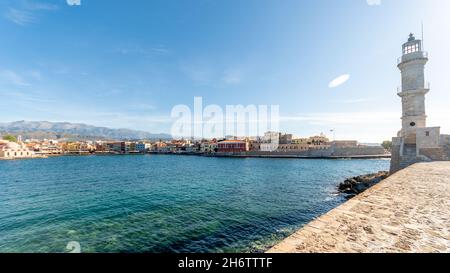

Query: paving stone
left=267, top=162, right=450, bottom=253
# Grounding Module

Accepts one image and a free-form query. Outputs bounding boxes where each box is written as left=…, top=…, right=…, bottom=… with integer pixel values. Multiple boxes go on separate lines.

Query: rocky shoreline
left=338, top=171, right=389, bottom=198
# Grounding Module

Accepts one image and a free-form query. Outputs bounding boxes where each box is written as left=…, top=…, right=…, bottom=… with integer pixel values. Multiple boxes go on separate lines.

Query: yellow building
left=308, top=135, right=329, bottom=145
left=292, top=138, right=309, bottom=145
left=62, top=142, right=93, bottom=153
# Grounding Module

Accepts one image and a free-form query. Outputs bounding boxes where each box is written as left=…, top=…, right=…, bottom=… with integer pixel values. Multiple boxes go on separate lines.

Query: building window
left=426, top=131, right=430, bottom=137
left=410, top=122, right=416, bottom=127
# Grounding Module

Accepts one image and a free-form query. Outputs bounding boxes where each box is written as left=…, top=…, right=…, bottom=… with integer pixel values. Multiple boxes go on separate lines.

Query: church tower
left=397, top=33, right=429, bottom=142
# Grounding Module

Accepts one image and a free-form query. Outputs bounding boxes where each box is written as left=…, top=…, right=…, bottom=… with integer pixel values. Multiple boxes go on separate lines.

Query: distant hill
left=0, top=121, right=172, bottom=141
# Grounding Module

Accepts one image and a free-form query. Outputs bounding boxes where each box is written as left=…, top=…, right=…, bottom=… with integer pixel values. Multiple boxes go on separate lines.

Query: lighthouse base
left=390, top=128, right=450, bottom=173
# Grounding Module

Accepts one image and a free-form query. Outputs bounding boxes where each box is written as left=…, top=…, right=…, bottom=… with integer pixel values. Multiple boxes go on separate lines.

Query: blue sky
left=1, top=0, right=449, bottom=142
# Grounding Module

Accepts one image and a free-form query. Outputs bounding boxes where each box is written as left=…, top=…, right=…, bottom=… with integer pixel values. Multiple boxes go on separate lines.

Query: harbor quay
left=268, top=162, right=450, bottom=253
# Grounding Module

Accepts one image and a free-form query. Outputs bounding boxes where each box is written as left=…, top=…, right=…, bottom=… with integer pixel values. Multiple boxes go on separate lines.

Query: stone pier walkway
left=268, top=162, right=450, bottom=253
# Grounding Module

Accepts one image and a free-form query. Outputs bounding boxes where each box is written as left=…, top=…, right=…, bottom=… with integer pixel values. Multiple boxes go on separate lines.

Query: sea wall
left=328, top=147, right=387, bottom=157
left=216, top=146, right=388, bottom=158
left=268, top=162, right=450, bottom=253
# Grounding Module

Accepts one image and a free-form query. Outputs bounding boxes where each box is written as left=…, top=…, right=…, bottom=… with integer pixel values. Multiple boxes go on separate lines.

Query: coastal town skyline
left=2, top=0, right=450, bottom=259
left=1, top=0, right=449, bottom=143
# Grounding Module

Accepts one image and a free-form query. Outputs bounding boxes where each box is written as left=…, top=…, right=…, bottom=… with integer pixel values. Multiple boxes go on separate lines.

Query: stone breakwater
left=338, top=171, right=389, bottom=198
left=268, top=162, right=450, bottom=253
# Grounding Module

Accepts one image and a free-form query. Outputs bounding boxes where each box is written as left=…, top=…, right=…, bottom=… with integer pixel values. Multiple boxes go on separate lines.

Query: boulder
left=337, top=171, right=389, bottom=196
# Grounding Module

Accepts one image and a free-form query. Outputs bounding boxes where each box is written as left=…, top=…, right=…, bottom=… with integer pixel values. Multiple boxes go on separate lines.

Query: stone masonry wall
left=390, top=144, right=401, bottom=173
left=268, top=162, right=450, bottom=253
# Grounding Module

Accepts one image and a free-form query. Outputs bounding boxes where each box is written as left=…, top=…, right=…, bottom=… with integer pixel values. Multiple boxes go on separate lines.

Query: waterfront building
left=217, top=140, right=248, bottom=153
left=106, top=142, right=116, bottom=152
left=123, top=142, right=131, bottom=153
left=249, top=140, right=261, bottom=152
left=136, top=142, right=151, bottom=153
left=34, top=143, right=63, bottom=155
left=200, top=141, right=218, bottom=153
left=95, top=142, right=110, bottom=152
left=30, top=140, right=63, bottom=155
left=279, top=134, right=293, bottom=145
left=308, top=135, right=329, bottom=146
left=109, top=142, right=128, bottom=153
left=391, top=33, right=450, bottom=173
left=183, top=145, right=196, bottom=153
left=263, top=131, right=280, bottom=141
left=256, top=132, right=332, bottom=152
left=260, top=131, right=281, bottom=152
left=291, top=138, right=309, bottom=145
left=0, top=140, right=35, bottom=159
left=62, top=142, right=94, bottom=154
left=152, top=141, right=170, bottom=153
left=167, top=143, right=178, bottom=153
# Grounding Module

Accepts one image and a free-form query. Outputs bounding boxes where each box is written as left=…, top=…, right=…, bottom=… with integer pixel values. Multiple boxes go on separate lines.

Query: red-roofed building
left=217, top=140, right=248, bottom=153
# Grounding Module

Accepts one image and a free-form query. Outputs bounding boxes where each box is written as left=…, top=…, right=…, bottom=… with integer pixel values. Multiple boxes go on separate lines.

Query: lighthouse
left=390, top=33, right=450, bottom=173
left=397, top=33, right=429, bottom=141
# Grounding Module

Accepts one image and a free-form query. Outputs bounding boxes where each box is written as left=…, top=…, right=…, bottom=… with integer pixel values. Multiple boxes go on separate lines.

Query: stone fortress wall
left=221, top=145, right=387, bottom=158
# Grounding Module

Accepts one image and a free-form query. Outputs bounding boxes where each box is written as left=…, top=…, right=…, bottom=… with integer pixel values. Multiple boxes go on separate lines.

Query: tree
left=2, top=134, right=17, bottom=142
left=382, top=140, right=392, bottom=151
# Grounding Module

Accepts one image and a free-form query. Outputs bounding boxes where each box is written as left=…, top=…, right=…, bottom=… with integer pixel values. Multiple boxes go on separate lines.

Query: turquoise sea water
left=0, top=155, right=389, bottom=253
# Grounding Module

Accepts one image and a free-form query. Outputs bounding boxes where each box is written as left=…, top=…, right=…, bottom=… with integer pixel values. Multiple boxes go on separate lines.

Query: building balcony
left=397, top=82, right=430, bottom=95
left=397, top=51, right=428, bottom=65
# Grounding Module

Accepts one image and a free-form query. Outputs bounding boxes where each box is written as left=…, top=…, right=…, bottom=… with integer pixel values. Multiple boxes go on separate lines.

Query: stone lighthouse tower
left=390, top=33, right=450, bottom=173
left=397, top=33, right=429, bottom=141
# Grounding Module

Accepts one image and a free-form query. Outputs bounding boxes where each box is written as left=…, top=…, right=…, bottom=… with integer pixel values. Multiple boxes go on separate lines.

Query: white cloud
left=28, top=70, right=42, bottom=81
left=25, top=2, right=59, bottom=11
left=114, top=44, right=170, bottom=56
left=366, top=0, right=381, bottom=6
left=0, top=70, right=30, bottom=87
left=4, top=2, right=59, bottom=26
left=180, top=62, right=245, bottom=86
left=5, top=8, right=35, bottom=25
left=335, top=98, right=372, bottom=104
left=128, top=104, right=157, bottom=111
left=180, top=63, right=214, bottom=85
left=66, top=0, right=81, bottom=6
left=328, top=74, right=350, bottom=88
left=222, top=69, right=243, bottom=85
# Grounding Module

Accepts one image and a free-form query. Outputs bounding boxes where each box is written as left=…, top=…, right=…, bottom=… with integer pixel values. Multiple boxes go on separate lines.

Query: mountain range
left=0, top=121, right=172, bottom=141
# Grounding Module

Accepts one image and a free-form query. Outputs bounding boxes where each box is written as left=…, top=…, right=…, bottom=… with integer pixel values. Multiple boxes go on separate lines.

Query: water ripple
left=0, top=155, right=389, bottom=253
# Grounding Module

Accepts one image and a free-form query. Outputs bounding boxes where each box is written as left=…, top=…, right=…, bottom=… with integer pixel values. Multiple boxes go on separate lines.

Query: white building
left=136, top=142, right=151, bottom=153
left=260, top=131, right=280, bottom=152
left=0, top=140, right=35, bottom=159
left=200, top=142, right=218, bottom=153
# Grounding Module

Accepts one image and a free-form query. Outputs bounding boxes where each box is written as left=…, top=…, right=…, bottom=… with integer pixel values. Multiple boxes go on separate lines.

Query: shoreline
left=204, top=153, right=391, bottom=160
left=1, top=151, right=391, bottom=161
